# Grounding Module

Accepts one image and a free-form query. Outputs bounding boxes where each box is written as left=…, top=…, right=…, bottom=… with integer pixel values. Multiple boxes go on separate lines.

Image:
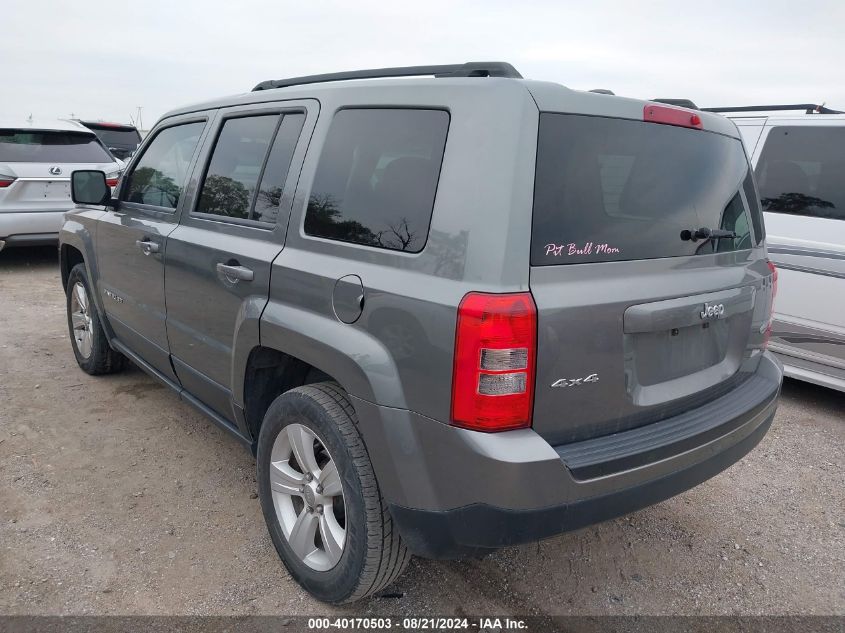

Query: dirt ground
left=0, top=246, right=843, bottom=617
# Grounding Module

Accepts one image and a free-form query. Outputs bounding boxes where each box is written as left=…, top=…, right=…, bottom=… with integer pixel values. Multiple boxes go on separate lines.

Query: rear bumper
left=0, top=210, right=66, bottom=244
left=353, top=351, right=782, bottom=559
left=391, top=408, right=774, bottom=558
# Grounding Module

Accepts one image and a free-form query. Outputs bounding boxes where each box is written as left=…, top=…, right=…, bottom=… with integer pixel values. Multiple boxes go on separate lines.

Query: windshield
left=531, top=113, right=759, bottom=265
left=0, top=130, right=113, bottom=163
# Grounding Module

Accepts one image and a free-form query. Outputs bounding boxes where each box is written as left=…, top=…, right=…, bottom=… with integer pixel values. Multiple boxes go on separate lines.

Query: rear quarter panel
left=259, top=81, right=540, bottom=420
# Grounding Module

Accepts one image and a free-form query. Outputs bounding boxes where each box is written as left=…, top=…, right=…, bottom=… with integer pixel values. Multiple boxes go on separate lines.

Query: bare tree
left=376, top=217, right=417, bottom=251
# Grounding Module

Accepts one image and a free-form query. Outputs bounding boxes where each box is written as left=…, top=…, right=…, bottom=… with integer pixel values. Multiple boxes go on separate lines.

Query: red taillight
left=106, top=178, right=119, bottom=187
left=0, top=177, right=15, bottom=188
left=763, top=260, right=778, bottom=348
left=767, top=260, right=778, bottom=300
left=451, top=292, right=537, bottom=432
left=643, top=104, right=704, bottom=130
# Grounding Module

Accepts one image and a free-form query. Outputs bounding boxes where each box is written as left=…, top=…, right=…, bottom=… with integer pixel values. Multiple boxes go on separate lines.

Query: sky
left=3, top=0, right=844, bottom=128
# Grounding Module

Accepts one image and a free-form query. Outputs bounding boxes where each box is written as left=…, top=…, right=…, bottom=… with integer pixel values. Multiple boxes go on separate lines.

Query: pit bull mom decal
left=544, top=242, right=621, bottom=257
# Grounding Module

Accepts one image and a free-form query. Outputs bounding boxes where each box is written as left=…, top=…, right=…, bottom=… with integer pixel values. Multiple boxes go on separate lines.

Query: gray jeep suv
left=60, top=62, right=782, bottom=603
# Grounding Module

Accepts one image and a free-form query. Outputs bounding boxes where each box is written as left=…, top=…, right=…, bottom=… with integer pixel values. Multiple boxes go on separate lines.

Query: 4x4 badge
left=551, top=373, right=599, bottom=388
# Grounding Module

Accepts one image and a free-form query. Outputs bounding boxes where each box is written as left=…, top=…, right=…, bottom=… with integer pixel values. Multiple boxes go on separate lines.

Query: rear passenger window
left=755, top=126, right=845, bottom=221
left=303, top=108, right=449, bottom=253
left=253, top=113, right=305, bottom=224
left=196, top=115, right=280, bottom=221
left=196, top=113, right=305, bottom=223
left=124, top=121, right=205, bottom=209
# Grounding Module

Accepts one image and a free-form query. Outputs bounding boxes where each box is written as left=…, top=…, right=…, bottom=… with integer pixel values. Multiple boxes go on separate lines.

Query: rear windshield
left=531, top=114, right=759, bottom=265
left=0, top=130, right=113, bottom=163
left=755, top=125, right=845, bottom=221
left=85, top=125, right=142, bottom=149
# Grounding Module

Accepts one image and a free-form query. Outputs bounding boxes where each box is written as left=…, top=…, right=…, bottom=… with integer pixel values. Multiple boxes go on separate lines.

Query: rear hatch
left=0, top=129, right=117, bottom=212
left=529, top=106, right=774, bottom=445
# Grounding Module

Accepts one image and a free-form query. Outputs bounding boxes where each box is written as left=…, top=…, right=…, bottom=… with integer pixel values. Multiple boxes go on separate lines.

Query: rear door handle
left=135, top=239, right=160, bottom=255
left=216, top=262, right=254, bottom=283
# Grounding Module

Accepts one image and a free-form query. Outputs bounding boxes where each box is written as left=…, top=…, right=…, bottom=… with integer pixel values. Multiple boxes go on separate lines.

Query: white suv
left=713, top=104, right=845, bottom=392
left=0, top=119, right=122, bottom=251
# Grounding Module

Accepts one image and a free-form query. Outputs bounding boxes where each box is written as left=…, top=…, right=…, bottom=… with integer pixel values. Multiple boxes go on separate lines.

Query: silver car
left=718, top=104, right=845, bottom=392
left=0, top=119, right=121, bottom=251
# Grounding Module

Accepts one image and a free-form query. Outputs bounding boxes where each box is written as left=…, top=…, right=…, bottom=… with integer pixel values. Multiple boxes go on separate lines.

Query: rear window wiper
left=680, top=227, right=737, bottom=242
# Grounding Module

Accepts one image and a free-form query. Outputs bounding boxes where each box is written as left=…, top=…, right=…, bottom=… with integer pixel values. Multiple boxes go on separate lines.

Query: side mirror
left=71, top=170, right=112, bottom=206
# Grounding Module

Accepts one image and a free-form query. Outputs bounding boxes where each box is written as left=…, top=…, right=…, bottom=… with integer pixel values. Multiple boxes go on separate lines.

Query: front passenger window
left=124, top=122, right=205, bottom=209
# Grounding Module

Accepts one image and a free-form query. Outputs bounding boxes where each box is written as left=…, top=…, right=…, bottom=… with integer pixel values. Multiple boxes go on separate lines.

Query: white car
left=712, top=104, right=845, bottom=392
left=0, top=119, right=122, bottom=251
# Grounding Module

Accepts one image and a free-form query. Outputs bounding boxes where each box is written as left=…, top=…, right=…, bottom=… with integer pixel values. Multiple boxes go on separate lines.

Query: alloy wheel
left=70, top=282, right=93, bottom=359
left=269, top=423, right=346, bottom=571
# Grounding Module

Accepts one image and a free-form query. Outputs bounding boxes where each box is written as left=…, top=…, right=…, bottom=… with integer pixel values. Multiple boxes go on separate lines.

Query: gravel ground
left=0, top=246, right=843, bottom=617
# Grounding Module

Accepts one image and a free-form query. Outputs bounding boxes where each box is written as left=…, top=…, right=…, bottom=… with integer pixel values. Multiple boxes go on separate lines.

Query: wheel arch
left=240, top=345, right=337, bottom=442
left=237, top=302, right=407, bottom=444
left=60, top=242, right=85, bottom=290
left=59, top=216, right=115, bottom=343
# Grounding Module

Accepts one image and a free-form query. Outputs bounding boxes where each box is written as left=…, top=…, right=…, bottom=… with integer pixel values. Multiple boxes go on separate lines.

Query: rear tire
left=65, top=263, right=126, bottom=375
left=257, top=381, right=410, bottom=603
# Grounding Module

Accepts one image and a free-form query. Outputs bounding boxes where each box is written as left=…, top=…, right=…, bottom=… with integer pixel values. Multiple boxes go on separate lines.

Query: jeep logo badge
left=49, top=166, right=62, bottom=175
left=700, top=303, right=726, bottom=320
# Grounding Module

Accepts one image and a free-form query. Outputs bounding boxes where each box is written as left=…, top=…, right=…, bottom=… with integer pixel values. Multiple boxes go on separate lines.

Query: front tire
left=65, top=263, right=126, bottom=375
left=257, top=382, right=410, bottom=603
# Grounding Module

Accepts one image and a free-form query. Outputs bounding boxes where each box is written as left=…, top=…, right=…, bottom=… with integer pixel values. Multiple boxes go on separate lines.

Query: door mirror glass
left=71, top=170, right=110, bottom=205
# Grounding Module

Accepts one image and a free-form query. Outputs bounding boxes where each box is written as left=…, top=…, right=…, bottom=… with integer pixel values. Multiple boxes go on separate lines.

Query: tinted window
left=0, top=130, right=113, bottom=163
left=196, top=115, right=279, bottom=220
left=304, top=109, right=448, bottom=253
left=85, top=125, right=142, bottom=149
left=532, top=113, right=754, bottom=265
left=743, top=168, right=765, bottom=244
left=124, top=122, right=205, bottom=209
left=253, top=113, right=305, bottom=224
left=755, top=126, right=845, bottom=221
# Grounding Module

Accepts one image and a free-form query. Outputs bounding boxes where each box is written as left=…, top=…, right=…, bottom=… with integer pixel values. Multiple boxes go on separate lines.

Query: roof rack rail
left=652, top=98, right=699, bottom=109
left=252, top=62, right=522, bottom=92
left=702, top=104, right=843, bottom=115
